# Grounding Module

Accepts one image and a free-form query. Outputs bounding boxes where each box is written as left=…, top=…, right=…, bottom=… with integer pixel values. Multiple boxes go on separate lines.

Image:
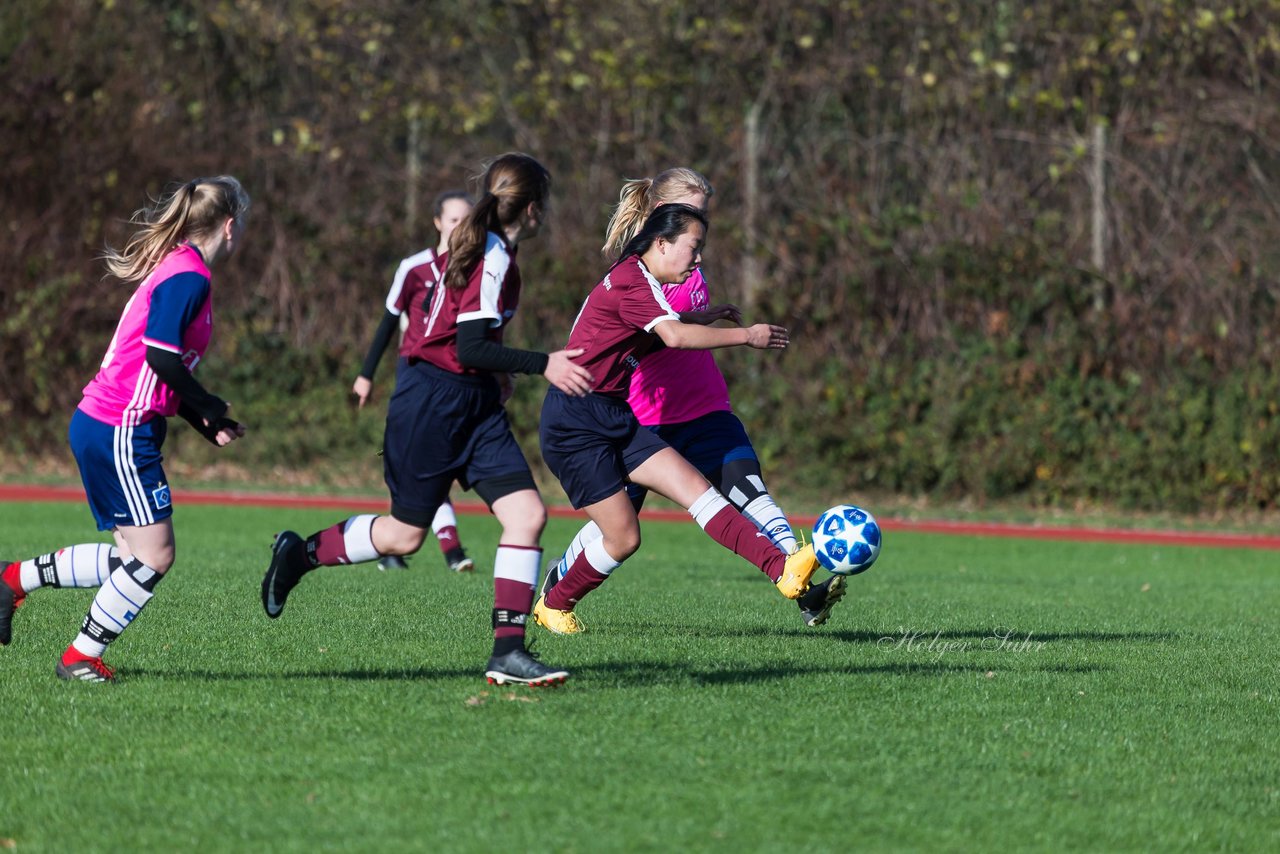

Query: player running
left=1, top=176, right=251, bottom=682
left=540, top=168, right=846, bottom=627
left=532, top=203, right=819, bottom=636
left=261, top=153, right=592, bottom=686
left=353, top=189, right=476, bottom=574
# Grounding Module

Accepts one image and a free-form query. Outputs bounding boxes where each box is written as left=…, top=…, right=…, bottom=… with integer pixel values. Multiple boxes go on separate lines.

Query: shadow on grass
left=124, top=658, right=1107, bottom=686
left=605, top=620, right=1180, bottom=645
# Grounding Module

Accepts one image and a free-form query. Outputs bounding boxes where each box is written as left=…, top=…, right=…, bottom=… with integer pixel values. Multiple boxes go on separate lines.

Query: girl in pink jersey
left=1, top=176, right=251, bottom=682
left=533, top=204, right=819, bottom=636
left=261, top=153, right=593, bottom=687
left=353, top=189, right=476, bottom=574
left=541, top=168, right=847, bottom=628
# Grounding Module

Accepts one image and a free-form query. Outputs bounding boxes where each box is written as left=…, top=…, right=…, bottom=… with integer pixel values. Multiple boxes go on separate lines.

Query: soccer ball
left=811, top=505, right=881, bottom=575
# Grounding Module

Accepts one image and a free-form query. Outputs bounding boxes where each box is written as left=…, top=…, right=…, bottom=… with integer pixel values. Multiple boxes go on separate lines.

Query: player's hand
left=745, top=323, right=789, bottom=350
left=705, top=303, right=743, bottom=325
left=545, top=348, right=594, bottom=397
left=213, top=419, right=247, bottom=446
left=352, top=376, right=373, bottom=408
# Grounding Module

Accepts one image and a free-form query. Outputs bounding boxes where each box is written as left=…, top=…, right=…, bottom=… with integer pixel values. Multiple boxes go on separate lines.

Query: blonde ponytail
left=102, top=176, right=250, bottom=282
left=602, top=168, right=714, bottom=256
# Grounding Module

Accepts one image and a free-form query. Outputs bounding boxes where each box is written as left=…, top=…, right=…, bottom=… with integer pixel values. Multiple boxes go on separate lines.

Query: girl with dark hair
left=543, top=168, right=846, bottom=628
left=353, top=189, right=476, bottom=574
left=261, top=153, right=592, bottom=686
left=533, top=204, right=818, bottom=636
left=1, top=176, right=252, bottom=682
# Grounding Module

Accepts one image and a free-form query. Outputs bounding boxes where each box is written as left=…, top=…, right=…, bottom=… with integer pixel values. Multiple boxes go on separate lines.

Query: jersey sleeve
left=456, top=237, right=508, bottom=327
left=143, top=271, right=211, bottom=352
left=620, top=277, right=680, bottom=333
left=385, top=249, right=436, bottom=315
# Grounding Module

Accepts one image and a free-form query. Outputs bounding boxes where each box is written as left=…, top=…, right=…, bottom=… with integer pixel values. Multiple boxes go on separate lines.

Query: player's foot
left=56, top=649, right=115, bottom=683
left=798, top=575, right=847, bottom=627
left=444, top=547, right=474, bottom=573
left=532, top=595, right=584, bottom=635
left=775, top=542, right=819, bottom=600
left=484, top=647, right=569, bottom=687
left=262, top=531, right=307, bottom=619
left=377, top=554, right=409, bottom=571
left=538, top=558, right=562, bottom=600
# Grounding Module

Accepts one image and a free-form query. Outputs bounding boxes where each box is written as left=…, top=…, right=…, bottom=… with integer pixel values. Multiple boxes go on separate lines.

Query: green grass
left=1, top=501, right=1277, bottom=852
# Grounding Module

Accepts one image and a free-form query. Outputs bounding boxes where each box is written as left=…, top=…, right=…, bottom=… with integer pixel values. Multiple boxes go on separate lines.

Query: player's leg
left=50, top=409, right=174, bottom=681
left=2, top=543, right=122, bottom=645
left=629, top=448, right=818, bottom=599
left=535, top=490, right=639, bottom=633
left=431, top=497, right=474, bottom=572
left=57, top=519, right=175, bottom=682
left=540, top=483, right=647, bottom=598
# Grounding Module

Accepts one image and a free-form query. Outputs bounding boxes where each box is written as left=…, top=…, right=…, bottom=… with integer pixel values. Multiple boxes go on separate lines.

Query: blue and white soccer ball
left=811, top=505, right=881, bottom=575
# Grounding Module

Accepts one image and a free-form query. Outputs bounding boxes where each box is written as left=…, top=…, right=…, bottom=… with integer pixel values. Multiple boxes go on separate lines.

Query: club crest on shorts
left=152, top=482, right=172, bottom=510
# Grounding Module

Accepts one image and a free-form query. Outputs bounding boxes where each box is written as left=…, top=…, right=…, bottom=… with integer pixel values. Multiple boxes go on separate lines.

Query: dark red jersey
left=384, top=247, right=447, bottom=358
left=405, top=233, right=521, bottom=375
left=565, top=255, right=680, bottom=398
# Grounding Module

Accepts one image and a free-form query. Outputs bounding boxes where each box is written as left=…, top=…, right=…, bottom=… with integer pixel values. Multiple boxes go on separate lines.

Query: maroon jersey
left=406, top=233, right=521, bottom=374
left=384, top=247, right=447, bottom=358
left=565, top=255, right=680, bottom=398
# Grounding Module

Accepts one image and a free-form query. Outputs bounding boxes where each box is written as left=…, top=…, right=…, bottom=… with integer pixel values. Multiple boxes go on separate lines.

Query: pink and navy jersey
left=627, top=267, right=732, bottom=425
left=384, top=247, right=448, bottom=358
left=565, top=255, right=680, bottom=398
left=79, top=244, right=213, bottom=426
left=406, top=233, right=520, bottom=375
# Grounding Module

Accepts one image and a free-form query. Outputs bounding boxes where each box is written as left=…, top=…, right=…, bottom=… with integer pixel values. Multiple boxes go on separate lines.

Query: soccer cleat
left=775, top=542, right=820, bottom=599
left=262, top=531, right=307, bottom=619
left=798, top=574, right=847, bottom=627
left=378, top=554, right=409, bottom=572
left=532, top=595, right=584, bottom=635
left=538, top=558, right=563, bottom=600
left=444, top=547, right=474, bottom=573
left=56, top=651, right=116, bottom=683
left=484, top=647, right=569, bottom=687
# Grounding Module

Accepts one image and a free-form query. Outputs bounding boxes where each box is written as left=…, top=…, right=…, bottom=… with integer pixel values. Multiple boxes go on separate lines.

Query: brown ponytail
left=445, top=153, right=551, bottom=290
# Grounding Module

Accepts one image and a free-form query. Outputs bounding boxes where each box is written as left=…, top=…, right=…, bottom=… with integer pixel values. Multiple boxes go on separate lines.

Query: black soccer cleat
left=484, top=647, right=569, bottom=687
left=377, top=554, right=409, bottom=572
left=56, top=655, right=116, bottom=683
left=0, top=578, right=16, bottom=646
left=798, top=575, right=848, bottom=627
left=538, top=558, right=563, bottom=600
left=262, top=531, right=307, bottom=619
left=444, top=547, right=474, bottom=573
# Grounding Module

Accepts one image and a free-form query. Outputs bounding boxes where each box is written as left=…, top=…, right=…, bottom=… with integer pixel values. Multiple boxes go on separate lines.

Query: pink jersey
left=627, top=268, right=732, bottom=425
left=79, top=245, right=213, bottom=426
left=565, top=256, right=680, bottom=398
left=407, top=233, right=521, bottom=375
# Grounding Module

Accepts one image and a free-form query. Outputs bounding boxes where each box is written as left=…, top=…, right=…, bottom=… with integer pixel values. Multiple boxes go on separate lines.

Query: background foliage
left=3, top=0, right=1279, bottom=511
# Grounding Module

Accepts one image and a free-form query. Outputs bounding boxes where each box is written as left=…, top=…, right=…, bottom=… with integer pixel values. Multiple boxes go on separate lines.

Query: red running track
left=3, top=484, right=1278, bottom=551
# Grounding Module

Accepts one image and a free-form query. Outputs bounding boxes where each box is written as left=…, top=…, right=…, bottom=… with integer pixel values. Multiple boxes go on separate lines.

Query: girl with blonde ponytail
left=1, top=176, right=252, bottom=682
left=539, top=167, right=848, bottom=631
left=261, top=153, right=591, bottom=688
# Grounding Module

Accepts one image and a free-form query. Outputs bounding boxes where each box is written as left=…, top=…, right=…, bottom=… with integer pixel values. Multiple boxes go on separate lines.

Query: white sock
left=583, top=537, right=622, bottom=577
left=20, top=544, right=119, bottom=592
left=740, top=494, right=798, bottom=555
left=688, top=487, right=731, bottom=528
left=430, top=502, right=458, bottom=536
left=71, top=559, right=161, bottom=658
left=553, top=521, right=603, bottom=581
left=494, top=545, right=541, bottom=587
left=341, top=515, right=381, bottom=564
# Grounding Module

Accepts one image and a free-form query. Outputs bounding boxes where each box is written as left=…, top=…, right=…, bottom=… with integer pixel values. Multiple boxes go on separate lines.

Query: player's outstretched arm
left=654, top=319, right=788, bottom=352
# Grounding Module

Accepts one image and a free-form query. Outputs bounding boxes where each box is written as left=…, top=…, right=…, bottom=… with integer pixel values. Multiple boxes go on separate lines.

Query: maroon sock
left=544, top=550, right=610, bottom=611
left=435, top=525, right=459, bottom=556
left=703, top=506, right=786, bottom=582
left=492, top=544, right=539, bottom=643
left=305, top=523, right=350, bottom=567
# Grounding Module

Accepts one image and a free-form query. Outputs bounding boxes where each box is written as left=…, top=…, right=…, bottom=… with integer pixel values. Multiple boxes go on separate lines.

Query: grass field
left=1, top=500, right=1277, bottom=852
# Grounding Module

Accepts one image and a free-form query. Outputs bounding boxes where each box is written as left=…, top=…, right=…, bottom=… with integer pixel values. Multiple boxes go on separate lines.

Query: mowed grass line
left=0, top=501, right=1277, bottom=852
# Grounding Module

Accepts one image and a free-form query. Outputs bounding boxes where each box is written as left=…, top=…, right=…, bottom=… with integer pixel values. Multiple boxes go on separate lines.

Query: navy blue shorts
left=68, top=408, right=173, bottom=531
left=540, top=388, right=669, bottom=509
left=383, top=360, right=535, bottom=527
